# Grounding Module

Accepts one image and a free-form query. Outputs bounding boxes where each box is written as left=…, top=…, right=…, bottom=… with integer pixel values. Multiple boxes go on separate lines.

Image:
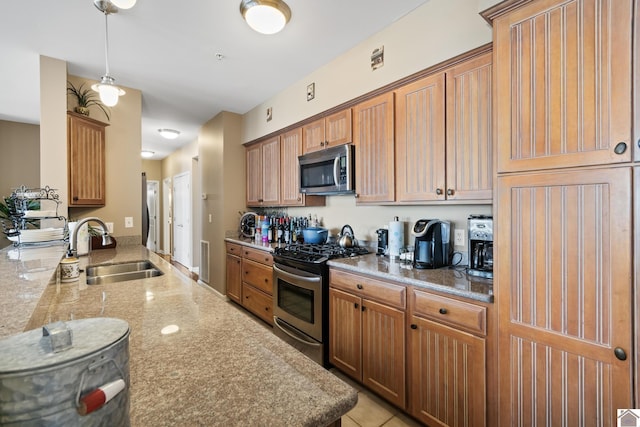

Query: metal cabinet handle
left=354, top=303, right=359, bottom=309
left=615, top=347, right=627, bottom=361
left=356, top=284, right=363, bottom=289
left=439, top=308, right=448, bottom=315
left=447, top=189, right=454, bottom=196
left=410, top=324, right=418, bottom=330
left=614, top=142, right=627, bottom=155
left=436, top=188, right=443, bottom=195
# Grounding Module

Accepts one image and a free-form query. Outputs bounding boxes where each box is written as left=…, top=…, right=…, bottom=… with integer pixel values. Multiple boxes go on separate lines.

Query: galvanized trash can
left=0, top=318, right=130, bottom=426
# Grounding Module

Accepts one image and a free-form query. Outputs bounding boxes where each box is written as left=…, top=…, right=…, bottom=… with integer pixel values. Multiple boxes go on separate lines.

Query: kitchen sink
left=86, top=260, right=164, bottom=285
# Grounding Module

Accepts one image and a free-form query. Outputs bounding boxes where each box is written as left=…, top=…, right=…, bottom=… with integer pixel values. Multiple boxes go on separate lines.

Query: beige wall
left=142, top=159, right=162, bottom=182
left=241, top=0, right=493, bottom=143
left=199, top=111, right=244, bottom=294
left=0, top=120, right=40, bottom=197
left=66, top=74, right=143, bottom=239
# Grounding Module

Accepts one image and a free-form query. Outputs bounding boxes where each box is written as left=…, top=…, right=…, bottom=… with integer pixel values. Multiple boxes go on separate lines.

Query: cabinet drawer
left=226, top=242, right=242, bottom=256
left=242, top=259, right=273, bottom=295
left=411, top=289, right=486, bottom=336
left=330, top=269, right=406, bottom=310
left=243, top=246, right=273, bottom=266
left=242, top=284, right=273, bottom=326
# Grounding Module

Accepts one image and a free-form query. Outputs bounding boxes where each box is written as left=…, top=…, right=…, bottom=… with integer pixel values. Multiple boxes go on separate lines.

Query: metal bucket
left=0, top=318, right=130, bottom=426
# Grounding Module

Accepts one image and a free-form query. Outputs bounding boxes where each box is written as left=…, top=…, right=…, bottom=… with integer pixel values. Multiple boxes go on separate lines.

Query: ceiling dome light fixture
left=158, top=129, right=181, bottom=139
left=141, top=150, right=154, bottom=158
left=110, top=0, right=136, bottom=9
left=240, top=0, right=291, bottom=35
left=92, top=1, right=126, bottom=107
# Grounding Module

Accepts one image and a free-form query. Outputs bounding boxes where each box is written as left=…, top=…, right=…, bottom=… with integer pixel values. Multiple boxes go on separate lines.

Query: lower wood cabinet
left=329, top=269, right=406, bottom=408
left=408, top=287, right=487, bottom=427
left=224, top=242, right=273, bottom=325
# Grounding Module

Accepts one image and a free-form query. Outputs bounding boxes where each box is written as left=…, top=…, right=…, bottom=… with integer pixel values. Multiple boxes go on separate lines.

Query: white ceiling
left=0, top=0, right=430, bottom=159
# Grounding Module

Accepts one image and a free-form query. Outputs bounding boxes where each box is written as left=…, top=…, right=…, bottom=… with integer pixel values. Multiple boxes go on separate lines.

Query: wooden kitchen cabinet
left=302, top=108, right=352, bottom=154
left=280, top=127, right=325, bottom=207
left=394, top=52, right=492, bottom=203
left=408, top=288, right=487, bottom=426
left=496, top=167, right=633, bottom=424
left=246, top=136, right=280, bottom=207
left=241, top=246, right=274, bottom=325
left=67, top=111, right=108, bottom=206
left=225, top=242, right=242, bottom=304
left=329, top=269, right=406, bottom=408
left=494, top=0, right=633, bottom=173
left=353, top=92, right=395, bottom=204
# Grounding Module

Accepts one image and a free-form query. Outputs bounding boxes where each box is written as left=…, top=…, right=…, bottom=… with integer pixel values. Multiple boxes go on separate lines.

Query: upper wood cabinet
left=353, top=92, right=395, bottom=204
left=494, top=0, right=633, bottom=173
left=302, top=108, right=352, bottom=154
left=246, top=137, right=280, bottom=207
left=280, top=128, right=305, bottom=206
left=395, top=52, right=493, bottom=203
left=67, top=112, right=108, bottom=206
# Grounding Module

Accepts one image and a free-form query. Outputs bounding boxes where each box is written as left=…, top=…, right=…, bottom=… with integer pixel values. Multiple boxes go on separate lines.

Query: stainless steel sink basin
left=86, top=260, right=163, bottom=285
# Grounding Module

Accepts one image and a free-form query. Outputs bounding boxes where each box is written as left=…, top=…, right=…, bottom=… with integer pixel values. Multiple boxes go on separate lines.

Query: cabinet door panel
left=496, top=167, right=633, bottom=424
left=225, top=253, right=241, bottom=303
left=302, top=118, right=326, bottom=154
left=261, top=137, right=280, bottom=205
left=329, top=287, right=362, bottom=381
left=494, top=0, right=632, bottom=172
left=362, top=299, right=405, bottom=409
left=445, top=52, right=493, bottom=201
left=395, top=73, right=446, bottom=202
left=246, top=144, right=262, bottom=206
left=280, top=128, right=304, bottom=206
left=354, top=92, right=395, bottom=203
left=325, top=108, right=352, bottom=148
left=67, top=113, right=107, bottom=206
left=409, top=316, right=486, bottom=427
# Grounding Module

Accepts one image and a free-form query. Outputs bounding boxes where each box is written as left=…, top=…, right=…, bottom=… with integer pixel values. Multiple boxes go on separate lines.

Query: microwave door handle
left=333, top=156, right=340, bottom=187
left=273, top=264, right=322, bottom=285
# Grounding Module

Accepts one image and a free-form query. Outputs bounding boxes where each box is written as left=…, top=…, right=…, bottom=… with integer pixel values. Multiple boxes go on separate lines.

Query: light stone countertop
left=224, top=235, right=493, bottom=303
left=0, top=243, right=357, bottom=426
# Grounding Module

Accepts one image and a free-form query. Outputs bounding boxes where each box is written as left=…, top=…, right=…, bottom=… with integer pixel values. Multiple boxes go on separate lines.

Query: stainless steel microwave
left=299, top=144, right=355, bottom=195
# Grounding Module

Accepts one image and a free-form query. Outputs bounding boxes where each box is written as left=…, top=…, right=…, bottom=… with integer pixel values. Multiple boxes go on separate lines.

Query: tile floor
left=330, top=370, right=424, bottom=427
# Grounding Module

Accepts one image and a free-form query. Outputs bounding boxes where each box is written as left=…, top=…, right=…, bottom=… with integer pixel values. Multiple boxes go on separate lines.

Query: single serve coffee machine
left=467, top=215, right=493, bottom=279
left=412, top=219, right=451, bottom=269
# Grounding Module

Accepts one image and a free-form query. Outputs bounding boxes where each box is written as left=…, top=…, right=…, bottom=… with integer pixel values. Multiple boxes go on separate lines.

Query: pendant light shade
left=92, top=0, right=126, bottom=106
left=240, top=0, right=291, bottom=35
left=110, top=0, right=136, bottom=9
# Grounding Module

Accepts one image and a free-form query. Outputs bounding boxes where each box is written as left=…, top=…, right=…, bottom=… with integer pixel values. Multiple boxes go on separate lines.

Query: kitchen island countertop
left=0, top=243, right=356, bottom=426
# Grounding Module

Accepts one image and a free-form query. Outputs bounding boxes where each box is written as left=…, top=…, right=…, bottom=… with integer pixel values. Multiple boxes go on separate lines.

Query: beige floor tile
left=346, top=391, right=396, bottom=427
left=341, top=415, right=361, bottom=427
left=381, top=412, right=425, bottom=427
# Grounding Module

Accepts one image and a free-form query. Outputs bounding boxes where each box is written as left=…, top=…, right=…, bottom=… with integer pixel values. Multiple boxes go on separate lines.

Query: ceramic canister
left=59, top=257, right=80, bottom=282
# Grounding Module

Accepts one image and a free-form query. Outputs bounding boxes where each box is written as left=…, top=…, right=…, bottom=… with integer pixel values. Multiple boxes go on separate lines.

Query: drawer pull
left=614, top=142, right=627, bottom=155
left=410, top=324, right=417, bottom=330
left=354, top=303, right=359, bottom=309
left=615, top=347, right=627, bottom=361
left=356, top=284, right=363, bottom=290
left=438, top=308, right=448, bottom=315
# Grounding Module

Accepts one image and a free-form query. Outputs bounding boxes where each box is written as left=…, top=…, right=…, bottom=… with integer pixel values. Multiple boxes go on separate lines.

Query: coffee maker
left=412, top=219, right=451, bottom=269
left=467, top=215, right=493, bottom=279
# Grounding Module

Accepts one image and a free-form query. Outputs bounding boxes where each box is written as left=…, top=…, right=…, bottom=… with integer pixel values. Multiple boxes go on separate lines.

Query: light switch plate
left=125, top=217, right=134, bottom=228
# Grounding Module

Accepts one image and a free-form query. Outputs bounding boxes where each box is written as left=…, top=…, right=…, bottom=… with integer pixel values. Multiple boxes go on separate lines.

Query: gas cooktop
left=273, top=243, right=369, bottom=264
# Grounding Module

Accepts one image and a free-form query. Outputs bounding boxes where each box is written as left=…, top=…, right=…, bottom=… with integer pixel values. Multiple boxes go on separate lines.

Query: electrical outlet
left=125, top=217, right=134, bottom=228
left=106, top=222, right=114, bottom=233
left=454, top=229, right=465, bottom=247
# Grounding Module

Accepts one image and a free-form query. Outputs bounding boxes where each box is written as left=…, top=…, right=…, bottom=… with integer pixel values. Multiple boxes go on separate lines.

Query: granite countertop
left=224, top=235, right=493, bottom=303
left=0, top=243, right=356, bottom=426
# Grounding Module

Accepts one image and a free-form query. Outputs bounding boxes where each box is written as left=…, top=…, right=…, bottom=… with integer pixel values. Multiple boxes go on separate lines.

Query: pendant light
left=240, top=0, right=291, bottom=35
left=92, top=0, right=126, bottom=107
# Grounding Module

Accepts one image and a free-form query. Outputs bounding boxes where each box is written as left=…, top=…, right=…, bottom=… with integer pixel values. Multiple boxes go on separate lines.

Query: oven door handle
left=273, top=264, right=322, bottom=285
left=273, top=317, right=321, bottom=347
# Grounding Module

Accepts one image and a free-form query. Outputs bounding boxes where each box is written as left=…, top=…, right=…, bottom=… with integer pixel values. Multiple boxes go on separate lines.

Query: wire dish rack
left=1, top=186, right=68, bottom=247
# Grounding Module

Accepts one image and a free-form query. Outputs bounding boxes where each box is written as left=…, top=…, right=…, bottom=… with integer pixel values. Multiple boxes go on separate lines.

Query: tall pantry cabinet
left=489, top=0, right=635, bottom=424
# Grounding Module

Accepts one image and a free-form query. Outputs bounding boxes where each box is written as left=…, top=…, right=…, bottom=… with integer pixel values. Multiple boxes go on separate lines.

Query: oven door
left=272, top=263, right=323, bottom=342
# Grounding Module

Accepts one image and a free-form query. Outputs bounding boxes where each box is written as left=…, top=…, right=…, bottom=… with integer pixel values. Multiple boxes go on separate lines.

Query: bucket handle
left=75, top=358, right=126, bottom=414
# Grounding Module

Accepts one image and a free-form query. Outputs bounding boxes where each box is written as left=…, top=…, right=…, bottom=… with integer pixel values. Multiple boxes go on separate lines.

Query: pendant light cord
left=103, top=11, right=111, bottom=77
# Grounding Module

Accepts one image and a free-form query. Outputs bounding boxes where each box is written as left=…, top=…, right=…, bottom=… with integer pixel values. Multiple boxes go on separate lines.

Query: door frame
left=146, top=180, right=160, bottom=252
left=172, top=171, right=192, bottom=269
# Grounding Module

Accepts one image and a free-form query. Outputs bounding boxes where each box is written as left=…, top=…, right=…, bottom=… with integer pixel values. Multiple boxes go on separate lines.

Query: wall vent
left=199, top=240, right=210, bottom=284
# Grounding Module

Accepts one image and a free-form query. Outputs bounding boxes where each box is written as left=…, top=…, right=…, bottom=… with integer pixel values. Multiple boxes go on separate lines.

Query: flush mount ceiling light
left=141, top=150, right=154, bottom=158
left=158, top=129, right=180, bottom=139
left=92, top=0, right=126, bottom=107
left=240, top=0, right=291, bottom=35
left=110, top=0, right=136, bottom=9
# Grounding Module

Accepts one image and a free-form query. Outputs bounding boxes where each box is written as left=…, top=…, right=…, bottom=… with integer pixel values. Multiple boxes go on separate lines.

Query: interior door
left=146, top=180, right=159, bottom=252
left=163, top=177, right=171, bottom=255
left=172, top=172, right=191, bottom=269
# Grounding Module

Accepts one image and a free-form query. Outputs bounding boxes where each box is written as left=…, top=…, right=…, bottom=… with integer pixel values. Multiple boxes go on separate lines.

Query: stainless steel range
left=272, top=243, right=369, bottom=367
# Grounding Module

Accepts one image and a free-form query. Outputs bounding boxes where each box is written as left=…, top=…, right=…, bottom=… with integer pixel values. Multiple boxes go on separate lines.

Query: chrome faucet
left=68, top=217, right=113, bottom=257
